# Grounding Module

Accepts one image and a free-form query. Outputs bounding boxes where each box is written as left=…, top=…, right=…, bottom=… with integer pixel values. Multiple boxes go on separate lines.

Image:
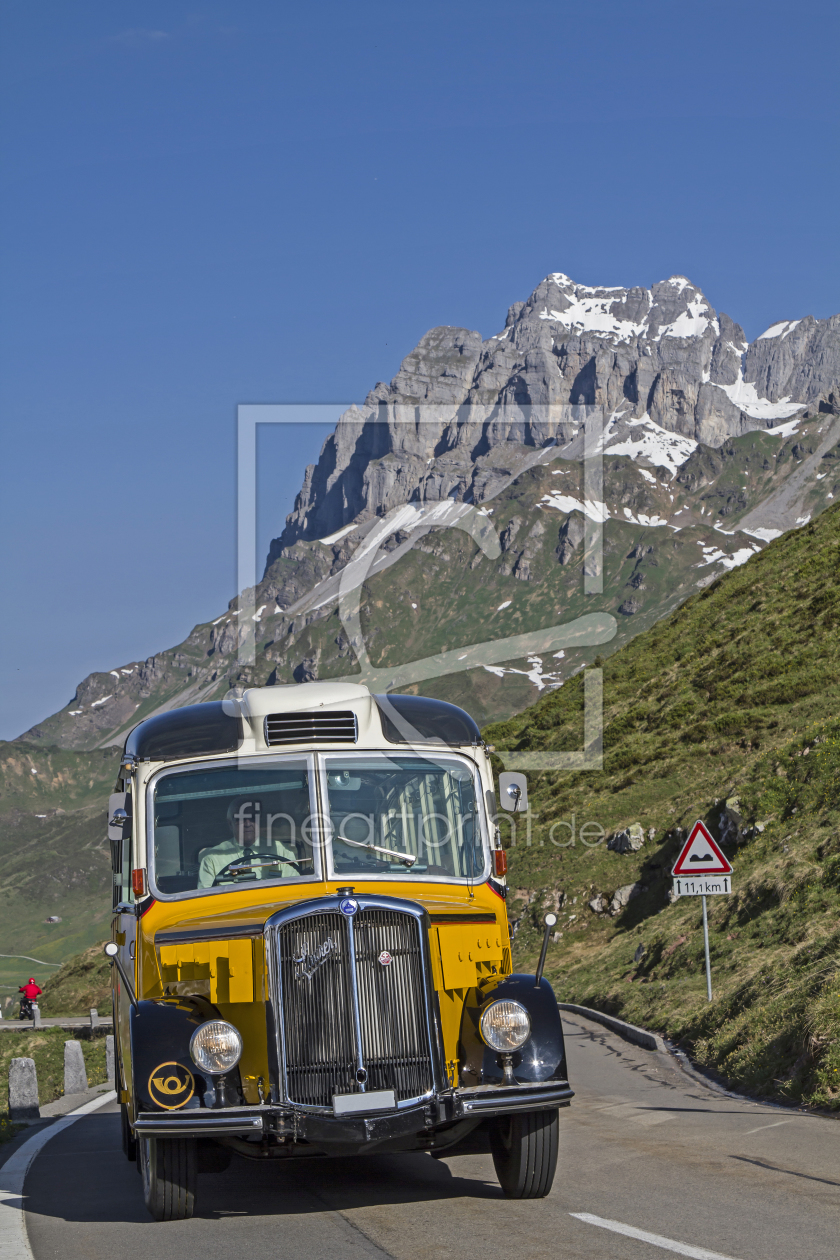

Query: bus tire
left=489, top=1108, right=559, bottom=1199
left=139, top=1134, right=197, bottom=1221
left=120, top=1102, right=137, bottom=1162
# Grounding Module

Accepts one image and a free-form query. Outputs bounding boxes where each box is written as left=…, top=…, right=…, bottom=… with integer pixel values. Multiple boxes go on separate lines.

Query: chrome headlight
left=479, top=999, right=531, bottom=1052
left=189, top=1020, right=243, bottom=1075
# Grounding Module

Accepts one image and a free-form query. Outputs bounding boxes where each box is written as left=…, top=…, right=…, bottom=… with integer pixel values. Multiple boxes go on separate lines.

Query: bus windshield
left=322, top=754, right=486, bottom=881
left=149, top=758, right=319, bottom=896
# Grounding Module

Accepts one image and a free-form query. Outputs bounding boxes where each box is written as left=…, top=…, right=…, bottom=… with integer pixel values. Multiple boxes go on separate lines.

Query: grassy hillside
left=0, top=745, right=118, bottom=999
left=486, top=500, right=840, bottom=1111
left=37, top=941, right=113, bottom=1017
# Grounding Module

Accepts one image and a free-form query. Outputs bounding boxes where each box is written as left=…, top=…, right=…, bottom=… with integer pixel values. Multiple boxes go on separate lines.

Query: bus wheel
left=120, top=1102, right=137, bottom=1162
left=139, top=1135, right=197, bottom=1220
left=489, top=1109, right=559, bottom=1199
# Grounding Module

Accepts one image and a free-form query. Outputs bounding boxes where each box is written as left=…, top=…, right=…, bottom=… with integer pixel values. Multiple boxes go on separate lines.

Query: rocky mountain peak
left=513, top=271, right=720, bottom=346
left=275, top=271, right=839, bottom=556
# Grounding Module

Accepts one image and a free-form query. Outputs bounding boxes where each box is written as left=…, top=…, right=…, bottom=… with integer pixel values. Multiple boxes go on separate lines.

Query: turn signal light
left=493, top=849, right=508, bottom=877
left=131, top=868, right=147, bottom=897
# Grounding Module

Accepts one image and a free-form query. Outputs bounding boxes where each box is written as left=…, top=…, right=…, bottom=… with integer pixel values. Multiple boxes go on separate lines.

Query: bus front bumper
left=133, top=1079, right=574, bottom=1147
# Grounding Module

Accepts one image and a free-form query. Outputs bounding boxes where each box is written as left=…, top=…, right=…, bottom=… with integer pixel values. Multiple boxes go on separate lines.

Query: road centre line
left=742, top=1120, right=790, bottom=1135
left=570, top=1213, right=742, bottom=1260
left=0, top=1090, right=116, bottom=1260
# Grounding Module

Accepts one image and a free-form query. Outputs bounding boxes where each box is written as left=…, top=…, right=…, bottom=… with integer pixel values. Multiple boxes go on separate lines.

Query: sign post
left=671, top=821, right=733, bottom=1002
left=701, top=895, right=712, bottom=1002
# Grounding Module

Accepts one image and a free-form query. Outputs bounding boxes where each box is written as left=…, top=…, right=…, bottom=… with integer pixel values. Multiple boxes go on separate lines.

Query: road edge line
left=0, top=1091, right=117, bottom=1260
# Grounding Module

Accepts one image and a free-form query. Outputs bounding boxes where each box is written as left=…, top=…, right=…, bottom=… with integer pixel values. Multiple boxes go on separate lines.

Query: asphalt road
left=23, top=1013, right=839, bottom=1260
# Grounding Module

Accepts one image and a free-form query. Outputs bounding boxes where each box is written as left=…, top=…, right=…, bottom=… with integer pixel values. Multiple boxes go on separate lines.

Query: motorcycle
left=18, top=996, right=35, bottom=1020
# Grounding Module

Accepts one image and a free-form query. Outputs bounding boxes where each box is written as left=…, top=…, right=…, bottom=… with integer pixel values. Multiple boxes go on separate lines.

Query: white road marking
left=570, top=1213, right=742, bottom=1260
left=0, top=1090, right=116, bottom=1260
left=742, top=1120, right=790, bottom=1135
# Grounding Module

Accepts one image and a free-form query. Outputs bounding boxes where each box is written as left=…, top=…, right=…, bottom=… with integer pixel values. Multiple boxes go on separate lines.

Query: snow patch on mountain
left=483, top=653, right=564, bottom=692
left=599, top=413, right=697, bottom=477
left=718, top=371, right=804, bottom=421
left=623, top=508, right=669, bottom=528
left=655, top=292, right=719, bottom=341
left=539, top=294, right=648, bottom=339
left=764, top=416, right=804, bottom=438
left=539, top=493, right=609, bottom=522
left=758, top=319, right=802, bottom=340
left=318, top=522, right=357, bottom=545
left=697, top=543, right=761, bottom=570
left=743, top=527, right=784, bottom=542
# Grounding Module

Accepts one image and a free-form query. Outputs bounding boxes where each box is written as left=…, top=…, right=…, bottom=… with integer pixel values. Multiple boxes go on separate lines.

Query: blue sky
left=1, top=0, right=838, bottom=738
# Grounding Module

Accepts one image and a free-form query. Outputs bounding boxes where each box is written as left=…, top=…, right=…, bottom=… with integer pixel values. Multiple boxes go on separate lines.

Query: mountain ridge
left=273, top=271, right=839, bottom=551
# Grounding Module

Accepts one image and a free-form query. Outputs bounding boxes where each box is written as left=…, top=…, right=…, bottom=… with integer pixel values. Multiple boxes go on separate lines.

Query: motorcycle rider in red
left=19, top=978, right=42, bottom=1019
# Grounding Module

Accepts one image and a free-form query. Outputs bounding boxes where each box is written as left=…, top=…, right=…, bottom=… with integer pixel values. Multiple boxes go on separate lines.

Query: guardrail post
left=9, top=1057, right=40, bottom=1122
left=89, top=1007, right=99, bottom=1028
left=64, top=1039, right=88, bottom=1095
left=105, top=1035, right=115, bottom=1086
left=32, top=1003, right=42, bottom=1028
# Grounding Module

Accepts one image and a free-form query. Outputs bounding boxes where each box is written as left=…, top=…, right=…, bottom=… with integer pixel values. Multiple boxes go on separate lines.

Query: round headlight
left=189, top=1020, right=243, bottom=1075
left=479, top=999, right=531, bottom=1053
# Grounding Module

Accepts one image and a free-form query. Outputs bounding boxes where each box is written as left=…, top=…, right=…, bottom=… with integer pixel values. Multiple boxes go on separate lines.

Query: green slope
left=0, top=745, right=118, bottom=1000
left=37, top=940, right=113, bottom=1017
left=485, top=501, right=840, bottom=1109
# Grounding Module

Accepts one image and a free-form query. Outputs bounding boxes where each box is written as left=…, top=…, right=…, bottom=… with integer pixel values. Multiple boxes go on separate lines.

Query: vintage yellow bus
left=106, top=682, right=572, bottom=1220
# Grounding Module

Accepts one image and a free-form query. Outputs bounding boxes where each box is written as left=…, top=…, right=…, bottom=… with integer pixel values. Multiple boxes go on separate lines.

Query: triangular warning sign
left=672, top=820, right=733, bottom=876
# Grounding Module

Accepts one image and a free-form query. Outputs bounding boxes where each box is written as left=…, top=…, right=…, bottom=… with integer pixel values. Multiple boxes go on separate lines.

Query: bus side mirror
left=498, top=772, right=528, bottom=813
left=108, top=793, right=132, bottom=874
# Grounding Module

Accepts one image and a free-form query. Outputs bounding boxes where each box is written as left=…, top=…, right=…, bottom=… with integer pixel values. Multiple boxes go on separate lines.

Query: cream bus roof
left=231, top=681, right=372, bottom=719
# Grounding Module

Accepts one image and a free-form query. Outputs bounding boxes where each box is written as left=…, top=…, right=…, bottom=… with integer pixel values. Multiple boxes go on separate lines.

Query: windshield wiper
left=227, top=856, right=308, bottom=872
left=336, top=834, right=417, bottom=868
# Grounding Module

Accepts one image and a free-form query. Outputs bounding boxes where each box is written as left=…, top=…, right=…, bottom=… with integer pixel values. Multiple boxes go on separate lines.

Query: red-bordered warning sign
left=672, top=820, right=733, bottom=876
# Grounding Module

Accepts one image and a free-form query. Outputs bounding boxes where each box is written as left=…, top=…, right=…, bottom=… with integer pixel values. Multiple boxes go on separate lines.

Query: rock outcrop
left=607, top=823, right=646, bottom=854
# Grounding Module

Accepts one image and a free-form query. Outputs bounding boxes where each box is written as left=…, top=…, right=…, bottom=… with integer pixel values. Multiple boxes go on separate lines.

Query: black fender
left=129, top=996, right=242, bottom=1112
left=458, top=974, right=569, bottom=1087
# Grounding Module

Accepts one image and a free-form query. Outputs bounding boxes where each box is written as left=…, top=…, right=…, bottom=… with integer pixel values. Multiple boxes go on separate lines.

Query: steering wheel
left=211, top=849, right=304, bottom=887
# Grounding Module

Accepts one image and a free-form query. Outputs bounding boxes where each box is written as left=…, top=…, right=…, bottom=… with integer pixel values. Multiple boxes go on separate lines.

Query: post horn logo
left=148, top=1062, right=195, bottom=1110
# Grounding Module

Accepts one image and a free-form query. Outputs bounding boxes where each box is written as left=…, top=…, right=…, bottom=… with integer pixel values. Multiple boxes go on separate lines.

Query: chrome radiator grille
left=271, top=908, right=433, bottom=1108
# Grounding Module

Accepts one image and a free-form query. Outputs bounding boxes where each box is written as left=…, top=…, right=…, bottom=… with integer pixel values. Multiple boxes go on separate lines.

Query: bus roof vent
left=264, top=710, right=358, bottom=746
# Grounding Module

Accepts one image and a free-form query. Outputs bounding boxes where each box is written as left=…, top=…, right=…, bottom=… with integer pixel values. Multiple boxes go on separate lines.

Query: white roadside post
left=671, top=821, right=734, bottom=1002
